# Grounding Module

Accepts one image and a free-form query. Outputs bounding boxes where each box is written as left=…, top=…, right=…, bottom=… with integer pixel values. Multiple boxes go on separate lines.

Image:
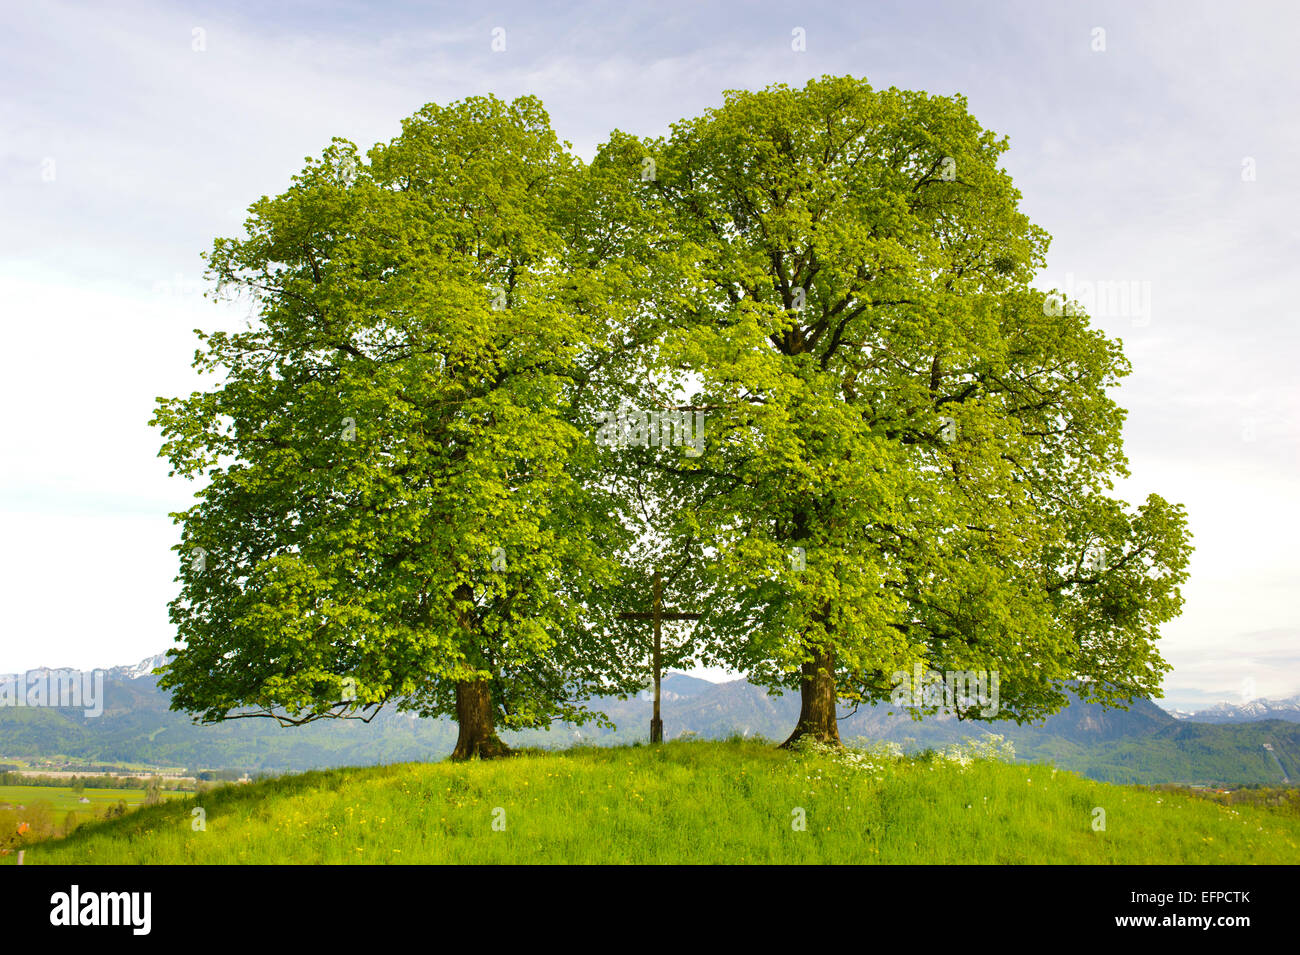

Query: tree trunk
left=450, top=679, right=509, bottom=760
left=780, top=645, right=842, bottom=748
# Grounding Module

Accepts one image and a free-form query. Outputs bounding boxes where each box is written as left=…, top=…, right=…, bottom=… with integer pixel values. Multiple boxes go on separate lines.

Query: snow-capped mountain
left=2, top=652, right=168, bottom=683
left=1172, top=696, right=1300, bottom=724
left=105, top=653, right=169, bottom=681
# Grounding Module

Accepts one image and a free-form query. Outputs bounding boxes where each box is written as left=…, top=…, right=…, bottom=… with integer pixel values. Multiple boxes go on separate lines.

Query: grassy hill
left=10, top=740, right=1300, bottom=865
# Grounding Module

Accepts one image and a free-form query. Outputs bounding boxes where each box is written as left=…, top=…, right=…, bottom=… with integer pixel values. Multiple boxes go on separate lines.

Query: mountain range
left=1, top=654, right=1298, bottom=786
left=1167, top=696, right=1300, bottom=724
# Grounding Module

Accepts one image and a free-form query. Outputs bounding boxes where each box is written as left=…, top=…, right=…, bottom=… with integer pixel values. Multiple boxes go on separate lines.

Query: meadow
left=0, top=785, right=188, bottom=828
left=10, top=739, right=1300, bottom=864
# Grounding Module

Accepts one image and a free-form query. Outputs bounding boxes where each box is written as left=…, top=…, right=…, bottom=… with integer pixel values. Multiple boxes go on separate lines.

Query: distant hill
left=1, top=654, right=1298, bottom=786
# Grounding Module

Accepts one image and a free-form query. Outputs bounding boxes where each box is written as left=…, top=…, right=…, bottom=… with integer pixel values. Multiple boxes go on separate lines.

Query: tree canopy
left=592, top=76, right=1191, bottom=743
left=154, top=94, right=644, bottom=758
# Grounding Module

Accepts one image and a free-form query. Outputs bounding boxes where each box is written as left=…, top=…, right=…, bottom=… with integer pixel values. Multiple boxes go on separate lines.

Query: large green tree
left=608, top=75, right=1192, bottom=745
left=153, top=94, right=642, bottom=758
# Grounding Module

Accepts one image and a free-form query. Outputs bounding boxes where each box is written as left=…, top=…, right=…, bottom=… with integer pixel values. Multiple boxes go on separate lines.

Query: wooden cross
left=618, top=570, right=700, bottom=743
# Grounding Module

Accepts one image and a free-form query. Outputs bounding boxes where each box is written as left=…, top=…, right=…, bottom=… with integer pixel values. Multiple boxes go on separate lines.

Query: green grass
left=10, top=740, right=1300, bottom=864
left=0, top=785, right=187, bottom=827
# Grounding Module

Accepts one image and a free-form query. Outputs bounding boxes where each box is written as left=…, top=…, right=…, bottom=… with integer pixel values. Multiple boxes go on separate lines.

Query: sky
left=1, top=0, right=1297, bottom=710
